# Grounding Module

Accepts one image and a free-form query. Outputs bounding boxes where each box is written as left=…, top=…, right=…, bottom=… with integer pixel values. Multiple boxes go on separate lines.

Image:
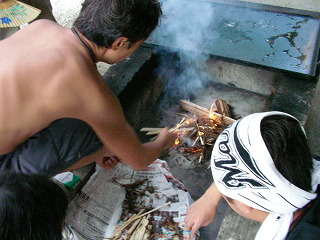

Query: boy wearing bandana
left=185, top=112, right=320, bottom=240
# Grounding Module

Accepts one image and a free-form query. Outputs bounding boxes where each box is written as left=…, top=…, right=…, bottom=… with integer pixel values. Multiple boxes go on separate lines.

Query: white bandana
left=211, top=111, right=320, bottom=240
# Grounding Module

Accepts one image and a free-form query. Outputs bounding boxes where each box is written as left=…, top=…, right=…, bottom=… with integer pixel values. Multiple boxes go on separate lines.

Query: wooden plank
left=180, top=99, right=236, bottom=125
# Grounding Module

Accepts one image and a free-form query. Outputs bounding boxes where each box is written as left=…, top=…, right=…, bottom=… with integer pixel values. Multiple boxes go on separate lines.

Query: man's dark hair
left=73, top=0, right=162, bottom=48
left=0, top=172, right=68, bottom=240
left=261, top=115, right=313, bottom=191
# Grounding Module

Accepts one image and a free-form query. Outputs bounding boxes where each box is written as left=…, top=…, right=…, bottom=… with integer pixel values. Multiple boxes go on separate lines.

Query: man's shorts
left=0, top=118, right=103, bottom=177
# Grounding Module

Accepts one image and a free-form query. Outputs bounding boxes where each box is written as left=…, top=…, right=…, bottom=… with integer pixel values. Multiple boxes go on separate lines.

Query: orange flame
left=211, top=114, right=217, bottom=120
left=209, top=103, right=215, bottom=119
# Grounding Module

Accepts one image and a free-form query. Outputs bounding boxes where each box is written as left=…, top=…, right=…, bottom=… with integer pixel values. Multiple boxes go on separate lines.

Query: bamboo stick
left=131, top=215, right=149, bottom=240
left=111, top=201, right=171, bottom=239
left=109, top=214, right=136, bottom=239
left=140, top=127, right=163, bottom=132
left=122, top=218, right=142, bottom=240
left=142, top=225, right=152, bottom=239
left=145, top=131, right=163, bottom=135
left=209, top=103, right=218, bottom=114
left=198, top=155, right=203, bottom=163
left=178, top=117, right=186, bottom=125
left=145, top=127, right=194, bottom=135
left=192, top=136, right=199, bottom=146
left=131, top=201, right=171, bottom=222
left=109, top=210, right=144, bottom=239
left=195, top=122, right=204, bottom=146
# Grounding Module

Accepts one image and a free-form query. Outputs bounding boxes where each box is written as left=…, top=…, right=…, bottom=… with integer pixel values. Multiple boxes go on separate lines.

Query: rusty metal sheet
left=145, top=0, right=320, bottom=76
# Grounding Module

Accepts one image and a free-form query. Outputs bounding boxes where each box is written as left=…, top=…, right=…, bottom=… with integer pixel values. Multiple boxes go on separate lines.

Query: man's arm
left=92, top=115, right=176, bottom=170
left=76, top=81, right=177, bottom=170
left=185, top=182, right=223, bottom=237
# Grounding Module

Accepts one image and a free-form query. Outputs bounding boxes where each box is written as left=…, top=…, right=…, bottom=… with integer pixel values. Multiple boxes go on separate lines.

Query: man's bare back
left=0, top=20, right=101, bottom=154
left=0, top=4, right=176, bottom=175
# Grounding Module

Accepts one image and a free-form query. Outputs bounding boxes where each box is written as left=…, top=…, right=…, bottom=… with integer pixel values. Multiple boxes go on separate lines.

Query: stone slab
left=146, top=0, right=320, bottom=76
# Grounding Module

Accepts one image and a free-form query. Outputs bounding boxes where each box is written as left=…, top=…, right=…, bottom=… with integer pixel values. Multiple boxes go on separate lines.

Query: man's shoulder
left=29, top=19, right=58, bottom=28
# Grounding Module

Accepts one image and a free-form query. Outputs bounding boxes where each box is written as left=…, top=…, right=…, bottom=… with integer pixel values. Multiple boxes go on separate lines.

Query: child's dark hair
left=261, top=115, right=313, bottom=191
left=0, top=172, right=68, bottom=240
left=74, top=0, right=162, bottom=48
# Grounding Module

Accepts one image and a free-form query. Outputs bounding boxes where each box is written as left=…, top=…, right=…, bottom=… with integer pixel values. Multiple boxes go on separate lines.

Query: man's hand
left=96, top=149, right=119, bottom=170
left=185, top=182, right=222, bottom=237
left=97, top=156, right=119, bottom=170
left=156, top=127, right=178, bottom=149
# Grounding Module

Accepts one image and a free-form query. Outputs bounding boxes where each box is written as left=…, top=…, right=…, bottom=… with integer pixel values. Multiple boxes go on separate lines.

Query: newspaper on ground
left=63, top=159, right=199, bottom=240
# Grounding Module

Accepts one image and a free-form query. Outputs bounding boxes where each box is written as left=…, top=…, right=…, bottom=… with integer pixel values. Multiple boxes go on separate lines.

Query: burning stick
left=178, top=117, right=186, bottom=126
left=140, top=127, right=173, bottom=135
left=192, top=136, right=199, bottom=146
left=209, top=103, right=218, bottom=115
left=169, top=100, right=237, bottom=170
left=141, top=100, right=236, bottom=171
left=198, top=155, right=203, bottom=163
left=195, top=122, right=204, bottom=146
left=141, top=127, right=194, bottom=135
left=147, top=128, right=194, bottom=135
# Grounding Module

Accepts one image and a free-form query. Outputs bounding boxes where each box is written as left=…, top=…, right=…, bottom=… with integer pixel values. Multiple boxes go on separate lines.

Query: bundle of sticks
left=109, top=202, right=171, bottom=240
left=110, top=178, right=185, bottom=239
left=141, top=99, right=236, bottom=168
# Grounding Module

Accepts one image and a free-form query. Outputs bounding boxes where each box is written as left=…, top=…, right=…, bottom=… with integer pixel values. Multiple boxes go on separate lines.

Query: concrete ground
left=306, top=80, right=320, bottom=157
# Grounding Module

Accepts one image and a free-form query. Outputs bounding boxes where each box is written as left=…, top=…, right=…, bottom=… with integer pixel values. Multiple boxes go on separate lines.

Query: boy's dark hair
left=0, top=172, right=68, bottom=240
left=261, top=115, right=313, bottom=191
left=74, top=0, right=162, bottom=48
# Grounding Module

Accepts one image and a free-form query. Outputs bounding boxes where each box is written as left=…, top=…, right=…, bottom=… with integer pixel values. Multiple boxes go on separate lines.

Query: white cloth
left=211, top=111, right=320, bottom=240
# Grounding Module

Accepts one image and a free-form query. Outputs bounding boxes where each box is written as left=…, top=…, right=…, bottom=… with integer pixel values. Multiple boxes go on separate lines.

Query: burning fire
left=141, top=100, right=234, bottom=169
left=171, top=108, right=228, bottom=168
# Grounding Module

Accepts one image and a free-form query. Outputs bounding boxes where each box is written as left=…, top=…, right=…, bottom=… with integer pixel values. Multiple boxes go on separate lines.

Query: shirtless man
left=0, top=0, right=177, bottom=177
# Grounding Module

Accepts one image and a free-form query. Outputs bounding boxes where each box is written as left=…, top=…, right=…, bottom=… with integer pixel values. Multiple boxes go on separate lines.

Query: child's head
left=0, top=172, right=68, bottom=240
left=211, top=112, right=317, bottom=218
left=74, top=0, right=162, bottom=49
left=260, top=114, right=313, bottom=191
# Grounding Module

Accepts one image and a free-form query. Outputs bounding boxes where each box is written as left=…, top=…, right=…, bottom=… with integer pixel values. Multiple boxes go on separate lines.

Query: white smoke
left=154, top=0, right=216, bottom=102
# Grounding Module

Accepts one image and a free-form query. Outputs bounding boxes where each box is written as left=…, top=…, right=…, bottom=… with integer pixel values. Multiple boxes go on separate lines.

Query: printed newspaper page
left=63, top=159, right=198, bottom=240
